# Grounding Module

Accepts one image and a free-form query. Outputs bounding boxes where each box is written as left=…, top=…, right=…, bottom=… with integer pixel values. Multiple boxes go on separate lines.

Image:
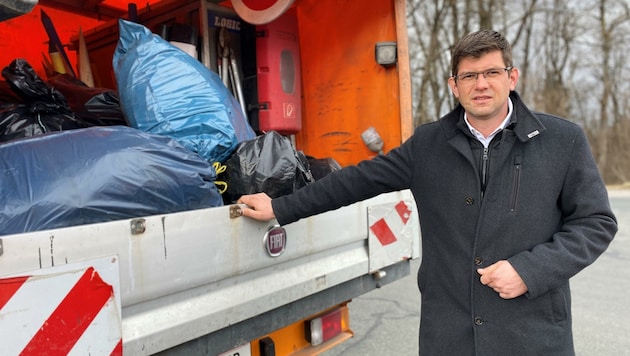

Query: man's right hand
left=237, top=193, right=276, bottom=221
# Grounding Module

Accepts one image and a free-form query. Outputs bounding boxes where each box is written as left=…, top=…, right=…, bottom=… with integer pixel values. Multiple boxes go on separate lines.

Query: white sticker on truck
left=219, top=343, right=251, bottom=356
left=0, top=256, right=122, bottom=355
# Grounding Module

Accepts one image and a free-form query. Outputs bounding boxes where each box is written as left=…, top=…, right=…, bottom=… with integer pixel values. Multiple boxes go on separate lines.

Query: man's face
left=448, top=50, right=518, bottom=124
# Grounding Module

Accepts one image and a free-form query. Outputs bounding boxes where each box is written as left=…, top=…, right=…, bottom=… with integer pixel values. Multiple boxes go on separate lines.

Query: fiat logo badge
left=264, top=225, right=287, bottom=257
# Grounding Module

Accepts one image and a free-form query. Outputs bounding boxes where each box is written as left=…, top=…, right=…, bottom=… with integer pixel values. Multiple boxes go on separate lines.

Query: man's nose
left=474, top=74, right=490, bottom=87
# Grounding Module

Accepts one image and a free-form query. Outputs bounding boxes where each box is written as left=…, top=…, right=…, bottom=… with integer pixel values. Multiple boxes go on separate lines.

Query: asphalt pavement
left=323, top=189, right=630, bottom=356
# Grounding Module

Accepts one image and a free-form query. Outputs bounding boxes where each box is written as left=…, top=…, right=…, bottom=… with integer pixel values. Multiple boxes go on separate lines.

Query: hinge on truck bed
left=230, top=204, right=245, bottom=218
left=130, top=218, right=146, bottom=235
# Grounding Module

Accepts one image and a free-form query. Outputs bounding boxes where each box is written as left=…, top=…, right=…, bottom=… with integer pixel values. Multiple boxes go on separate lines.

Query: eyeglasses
left=454, top=67, right=512, bottom=84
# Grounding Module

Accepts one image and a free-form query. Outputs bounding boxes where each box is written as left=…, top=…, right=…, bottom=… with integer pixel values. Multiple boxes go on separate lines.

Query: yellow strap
left=213, top=162, right=228, bottom=194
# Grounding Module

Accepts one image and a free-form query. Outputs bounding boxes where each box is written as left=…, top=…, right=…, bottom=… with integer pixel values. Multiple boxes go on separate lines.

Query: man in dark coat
left=238, top=29, right=618, bottom=355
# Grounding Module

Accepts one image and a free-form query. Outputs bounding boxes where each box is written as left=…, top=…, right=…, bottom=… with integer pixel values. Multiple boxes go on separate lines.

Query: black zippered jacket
left=272, top=91, right=617, bottom=355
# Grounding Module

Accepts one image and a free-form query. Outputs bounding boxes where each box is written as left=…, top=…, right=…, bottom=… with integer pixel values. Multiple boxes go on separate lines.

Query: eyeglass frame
left=452, top=67, right=513, bottom=84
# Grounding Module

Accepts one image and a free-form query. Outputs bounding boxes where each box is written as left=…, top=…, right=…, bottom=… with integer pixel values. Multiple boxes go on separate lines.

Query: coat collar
left=441, top=91, right=546, bottom=143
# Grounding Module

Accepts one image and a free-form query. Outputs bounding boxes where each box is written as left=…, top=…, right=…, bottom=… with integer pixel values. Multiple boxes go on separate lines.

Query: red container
left=255, top=7, right=302, bottom=134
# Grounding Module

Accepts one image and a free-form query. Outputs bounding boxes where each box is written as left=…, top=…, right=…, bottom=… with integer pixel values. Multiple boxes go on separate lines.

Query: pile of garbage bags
left=0, top=20, right=341, bottom=236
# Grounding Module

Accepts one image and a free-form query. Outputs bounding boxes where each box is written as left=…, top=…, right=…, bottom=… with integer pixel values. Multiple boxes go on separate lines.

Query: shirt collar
left=464, top=98, right=513, bottom=147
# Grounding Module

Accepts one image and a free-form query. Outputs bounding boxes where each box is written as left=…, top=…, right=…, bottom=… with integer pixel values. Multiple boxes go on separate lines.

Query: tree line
left=406, top=0, right=630, bottom=185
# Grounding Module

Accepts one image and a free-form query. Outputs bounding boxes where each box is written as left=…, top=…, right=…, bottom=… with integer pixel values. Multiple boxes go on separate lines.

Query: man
left=237, top=30, right=617, bottom=355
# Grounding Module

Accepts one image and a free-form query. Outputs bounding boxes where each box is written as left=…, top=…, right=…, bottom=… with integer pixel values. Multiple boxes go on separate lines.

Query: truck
left=0, top=0, right=418, bottom=355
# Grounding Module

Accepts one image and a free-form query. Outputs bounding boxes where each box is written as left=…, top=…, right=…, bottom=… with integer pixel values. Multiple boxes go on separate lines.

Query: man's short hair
left=451, top=29, right=513, bottom=77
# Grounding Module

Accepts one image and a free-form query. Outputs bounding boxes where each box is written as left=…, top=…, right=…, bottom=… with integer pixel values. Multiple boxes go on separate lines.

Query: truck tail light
left=305, top=307, right=349, bottom=346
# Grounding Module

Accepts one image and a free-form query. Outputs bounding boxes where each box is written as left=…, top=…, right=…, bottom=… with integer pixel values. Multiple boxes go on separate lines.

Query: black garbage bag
left=0, top=125, right=223, bottom=235
left=307, top=156, right=342, bottom=181
left=222, top=131, right=314, bottom=203
left=0, top=80, right=22, bottom=103
left=2, top=58, right=67, bottom=103
left=47, top=73, right=127, bottom=127
left=0, top=59, right=86, bottom=143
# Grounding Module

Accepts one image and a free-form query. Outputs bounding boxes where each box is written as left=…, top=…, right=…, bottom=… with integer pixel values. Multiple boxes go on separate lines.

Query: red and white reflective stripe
left=369, top=200, right=412, bottom=246
left=0, top=267, right=122, bottom=356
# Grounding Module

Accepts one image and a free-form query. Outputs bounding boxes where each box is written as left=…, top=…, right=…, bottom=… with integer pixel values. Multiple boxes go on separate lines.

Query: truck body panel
left=0, top=191, right=419, bottom=354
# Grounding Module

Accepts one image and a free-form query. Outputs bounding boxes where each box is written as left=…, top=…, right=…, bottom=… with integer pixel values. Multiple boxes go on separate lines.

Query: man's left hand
left=478, top=260, right=528, bottom=299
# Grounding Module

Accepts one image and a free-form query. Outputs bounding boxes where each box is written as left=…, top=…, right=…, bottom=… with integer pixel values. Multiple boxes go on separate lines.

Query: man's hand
left=477, top=260, right=528, bottom=299
left=236, top=193, right=276, bottom=221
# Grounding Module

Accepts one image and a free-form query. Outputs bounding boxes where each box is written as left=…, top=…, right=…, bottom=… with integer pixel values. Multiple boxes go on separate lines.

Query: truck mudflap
left=0, top=256, right=122, bottom=355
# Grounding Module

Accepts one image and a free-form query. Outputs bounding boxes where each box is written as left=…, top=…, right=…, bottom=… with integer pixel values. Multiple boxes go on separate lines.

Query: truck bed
left=0, top=189, right=419, bottom=354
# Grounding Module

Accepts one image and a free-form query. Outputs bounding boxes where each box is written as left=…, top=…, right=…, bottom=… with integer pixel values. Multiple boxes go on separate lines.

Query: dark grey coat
left=272, top=91, right=617, bottom=355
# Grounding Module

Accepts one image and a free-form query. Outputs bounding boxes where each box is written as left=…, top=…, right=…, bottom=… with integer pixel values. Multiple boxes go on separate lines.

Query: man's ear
left=448, top=77, right=459, bottom=98
left=509, top=67, right=520, bottom=91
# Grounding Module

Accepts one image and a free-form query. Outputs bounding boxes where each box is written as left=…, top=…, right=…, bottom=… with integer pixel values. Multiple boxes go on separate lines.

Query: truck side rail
left=0, top=189, right=419, bottom=354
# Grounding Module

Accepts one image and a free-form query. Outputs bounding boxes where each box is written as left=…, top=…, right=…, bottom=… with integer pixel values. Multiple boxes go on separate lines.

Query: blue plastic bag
left=113, top=19, right=255, bottom=163
left=0, top=126, right=223, bottom=235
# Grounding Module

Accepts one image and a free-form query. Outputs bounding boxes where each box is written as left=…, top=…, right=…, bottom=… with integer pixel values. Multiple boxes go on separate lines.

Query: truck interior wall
left=75, top=0, right=204, bottom=89
left=293, top=0, right=404, bottom=166
left=0, top=5, right=102, bottom=80
left=0, top=0, right=176, bottom=85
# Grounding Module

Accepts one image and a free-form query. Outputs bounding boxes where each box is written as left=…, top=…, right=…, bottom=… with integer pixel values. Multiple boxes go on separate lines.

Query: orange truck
left=0, top=0, right=419, bottom=355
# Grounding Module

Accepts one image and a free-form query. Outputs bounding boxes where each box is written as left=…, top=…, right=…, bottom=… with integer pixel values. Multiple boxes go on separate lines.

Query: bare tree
left=476, top=0, right=497, bottom=29
left=405, top=0, right=630, bottom=184
left=535, top=0, right=575, bottom=118
left=407, top=0, right=457, bottom=125
left=572, top=0, right=630, bottom=181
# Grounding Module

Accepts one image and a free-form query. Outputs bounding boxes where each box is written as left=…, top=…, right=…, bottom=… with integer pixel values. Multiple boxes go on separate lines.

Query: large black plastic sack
left=113, top=19, right=255, bottom=164
left=0, top=59, right=86, bottom=143
left=47, top=73, right=127, bottom=127
left=222, top=131, right=313, bottom=203
left=0, top=125, right=223, bottom=236
left=0, top=80, right=22, bottom=103
left=307, top=156, right=342, bottom=181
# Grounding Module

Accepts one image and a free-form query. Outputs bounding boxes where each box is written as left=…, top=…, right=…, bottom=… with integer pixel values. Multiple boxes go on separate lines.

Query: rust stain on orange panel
left=294, top=0, right=402, bottom=167
left=319, top=131, right=360, bottom=153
